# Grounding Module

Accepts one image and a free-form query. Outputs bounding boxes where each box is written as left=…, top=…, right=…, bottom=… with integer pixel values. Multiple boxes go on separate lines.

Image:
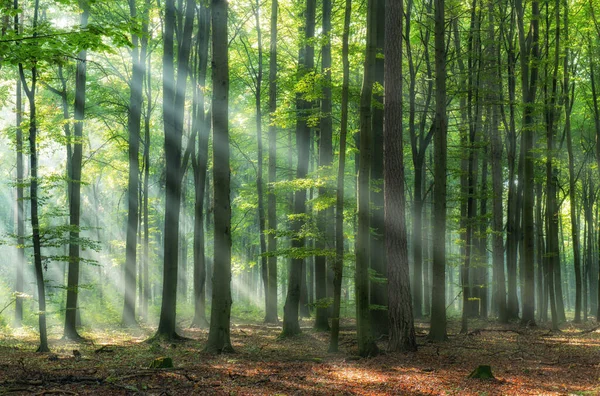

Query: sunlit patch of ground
left=1, top=318, right=600, bottom=394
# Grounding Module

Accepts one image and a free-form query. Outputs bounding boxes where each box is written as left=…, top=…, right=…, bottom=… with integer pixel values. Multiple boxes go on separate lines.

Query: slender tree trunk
left=487, top=0, right=506, bottom=322
left=369, top=0, right=387, bottom=337
left=251, top=0, right=269, bottom=324
left=564, top=0, right=580, bottom=322
left=205, top=0, right=233, bottom=353
left=356, top=0, right=379, bottom=357
left=329, top=0, right=351, bottom=352
left=14, top=32, right=24, bottom=326
left=429, top=0, right=448, bottom=341
left=155, top=0, right=195, bottom=340
left=123, top=0, right=144, bottom=328
left=314, top=0, right=333, bottom=332
left=515, top=0, right=539, bottom=326
left=142, top=20, right=151, bottom=321
left=19, top=0, right=48, bottom=353
left=265, top=0, right=279, bottom=324
left=64, top=1, right=89, bottom=339
left=282, top=0, right=316, bottom=337
left=191, top=3, right=210, bottom=329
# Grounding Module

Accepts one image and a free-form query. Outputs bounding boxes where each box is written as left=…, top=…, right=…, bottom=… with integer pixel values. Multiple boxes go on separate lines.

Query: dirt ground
left=0, top=318, right=599, bottom=395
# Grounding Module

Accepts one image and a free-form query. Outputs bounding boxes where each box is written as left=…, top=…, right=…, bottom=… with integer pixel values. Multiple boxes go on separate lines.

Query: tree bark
left=155, top=0, right=195, bottom=340
left=265, top=0, right=279, bottom=325
left=191, top=2, right=210, bottom=329
left=18, top=0, right=48, bottom=353
left=385, top=0, right=417, bottom=352
left=205, top=0, right=233, bottom=353
left=329, top=0, right=351, bottom=352
left=314, top=0, right=333, bottom=332
left=122, top=0, right=144, bottom=328
left=356, top=0, right=379, bottom=357
left=282, top=0, right=315, bottom=337
left=429, top=0, right=448, bottom=341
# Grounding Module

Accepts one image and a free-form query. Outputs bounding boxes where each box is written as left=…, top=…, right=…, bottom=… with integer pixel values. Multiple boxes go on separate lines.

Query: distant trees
left=7, top=0, right=600, bottom=358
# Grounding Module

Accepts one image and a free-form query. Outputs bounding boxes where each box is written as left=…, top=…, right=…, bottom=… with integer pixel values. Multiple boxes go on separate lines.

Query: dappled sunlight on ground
left=1, top=318, right=600, bottom=394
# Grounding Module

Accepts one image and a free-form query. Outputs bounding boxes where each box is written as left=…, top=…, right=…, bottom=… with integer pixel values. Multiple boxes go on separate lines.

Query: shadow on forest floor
left=0, top=317, right=599, bottom=395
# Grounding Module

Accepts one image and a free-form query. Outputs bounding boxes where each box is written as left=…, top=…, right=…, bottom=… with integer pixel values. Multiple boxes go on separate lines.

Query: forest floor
left=0, top=317, right=599, bottom=395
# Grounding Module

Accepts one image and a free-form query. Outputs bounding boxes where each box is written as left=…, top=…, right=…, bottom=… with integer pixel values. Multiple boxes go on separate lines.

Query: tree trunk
left=369, top=0, right=387, bottom=337
left=265, top=0, right=279, bottom=325
left=356, top=0, right=379, bottom=357
left=515, top=0, right=539, bottom=326
left=251, top=0, right=269, bottom=325
left=563, top=0, right=580, bottom=323
left=205, top=0, right=233, bottom=353
left=19, top=0, right=48, bottom=353
left=314, top=0, right=333, bottom=332
left=155, top=0, right=195, bottom=340
left=329, top=0, right=351, bottom=352
left=123, top=0, right=143, bottom=328
left=191, top=2, right=210, bottom=329
left=385, top=0, right=417, bottom=352
left=429, top=0, right=448, bottom=341
left=14, top=33, right=24, bottom=327
left=282, top=0, right=315, bottom=337
left=487, top=0, right=506, bottom=322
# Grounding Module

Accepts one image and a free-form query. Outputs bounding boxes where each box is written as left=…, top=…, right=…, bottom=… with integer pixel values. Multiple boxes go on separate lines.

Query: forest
left=1, top=0, right=600, bottom=394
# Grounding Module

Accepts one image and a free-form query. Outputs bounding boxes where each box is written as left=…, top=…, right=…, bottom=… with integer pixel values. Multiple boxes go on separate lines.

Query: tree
left=18, top=0, right=49, bottom=353
left=429, top=0, right=448, bottom=341
left=205, top=0, right=233, bottom=353
left=154, top=0, right=195, bottom=340
left=329, top=0, right=351, bottom=353
left=122, top=0, right=146, bottom=328
left=314, top=0, right=333, bottom=332
left=564, top=0, right=581, bottom=323
left=486, top=0, right=507, bottom=323
left=515, top=0, right=540, bottom=326
left=281, top=0, right=316, bottom=337
left=64, top=0, right=90, bottom=340
left=369, top=0, right=387, bottom=336
left=265, top=0, right=278, bottom=325
left=385, top=0, right=416, bottom=352
left=191, top=2, right=211, bottom=329
left=356, top=0, right=379, bottom=357
left=14, top=2, right=24, bottom=327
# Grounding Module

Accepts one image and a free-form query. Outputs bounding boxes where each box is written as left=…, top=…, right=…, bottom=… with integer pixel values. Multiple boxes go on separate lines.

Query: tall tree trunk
left=314, top=0, right=333, bottom=332
left=123, top=0, right=144, bottom=328
left=18, top=0, right=48, bottom=353
left=478, top=148, right=489, bottom=319
left=515, top=0, right=539, bottom=326
left=564, top=0, right=581, bottom=323
left=191, top=2, right=210, bottom=329
left=282, top=0, right=315, bottom=337
left=487, top=0, right=506, bottom=322
left=356, top=0, right=379, bottom=357
left=505, top=4, right=520, bottom=320
left=252, top=0, right=269, bottom=324
left=14, top=25, right=24, bottom=326
left=64, top=1, right=89, bottom=339
left=591, top=42, right=600, bottom=322
left=142, top=16, right=151, bottom=321
left=429, top=0, right=448, bottom=341
left=205, top=0, right=233, bottom=353
left=155, top=0, right=195, bottom=340
left=329, top=0, right=351, bottom=352
left=385, top=0, right=417, bottom=352
left=369, top=0, right=387, bottom=337
left=265, top=0, right=279, bottom=324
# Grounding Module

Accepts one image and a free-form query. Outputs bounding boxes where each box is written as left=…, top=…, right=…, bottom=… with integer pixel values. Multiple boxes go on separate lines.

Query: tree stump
left=149, top=357, right=173, bottom=369
left=468, top=365, right=494, bottom=379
